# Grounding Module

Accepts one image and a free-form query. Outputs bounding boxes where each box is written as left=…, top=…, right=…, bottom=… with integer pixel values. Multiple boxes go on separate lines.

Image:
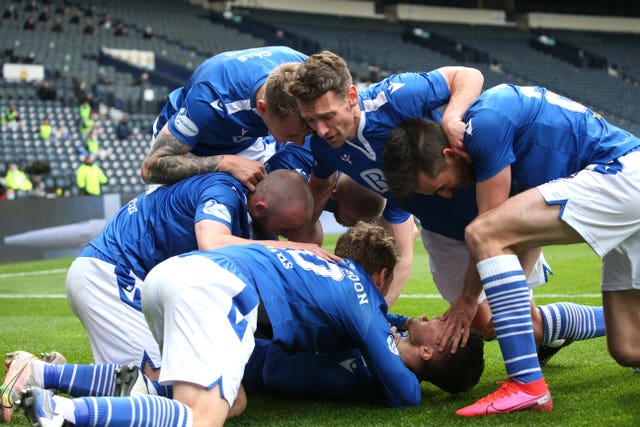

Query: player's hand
left=218, top=155, right=266, bottom=192
left=436, top=296, right=477, bottom=354
left=441, top=118, right=471, bottom=163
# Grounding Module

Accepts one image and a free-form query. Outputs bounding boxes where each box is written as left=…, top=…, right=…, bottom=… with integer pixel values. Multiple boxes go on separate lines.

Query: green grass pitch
left=1, top=237, right=638, bottom=426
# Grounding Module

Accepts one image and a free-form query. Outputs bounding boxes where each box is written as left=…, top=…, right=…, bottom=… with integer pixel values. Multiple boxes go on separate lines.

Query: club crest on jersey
left=465, top=118, right=473, bottom=136
left=202, top=199, right=232, bottom=223
left=387, top=334, right=399, bottom=355
left=174, top=108, right=198, bottom=137
left=340, top=153, right=352, bottom=164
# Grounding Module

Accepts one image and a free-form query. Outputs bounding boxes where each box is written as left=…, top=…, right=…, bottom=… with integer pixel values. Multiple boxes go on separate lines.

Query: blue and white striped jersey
left=464, top=84, right=640, bottom=193
left=184, top=244, right=421, bottom=408
left=155, top=46, right=307, bottom=156
left=81, top=172, right=251, bottom=281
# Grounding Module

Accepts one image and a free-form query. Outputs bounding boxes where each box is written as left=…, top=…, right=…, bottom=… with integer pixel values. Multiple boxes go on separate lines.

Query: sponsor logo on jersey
left=465, top=118, right=473, bottom=136
left=236, top=49, right=273, bottom=62
left=202, top=199, right=232, bottom=223
left=360, top=168, right=388, bottom=193
left=387, top=334, right=399, bottom=355
left=174, top=108, right=199, bottom=137
left=127, top=197, right=138, bottom=215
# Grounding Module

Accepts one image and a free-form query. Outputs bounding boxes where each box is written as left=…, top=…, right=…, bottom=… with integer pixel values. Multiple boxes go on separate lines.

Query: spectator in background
left=2, top=4, right=19, bottom=20
left=51, top=17, right=63, bottom=32
left=84, top=129, right=112, bottom=160
left=79, top=110, right=96, bottom=140
left=1, top=103, right=21, bottom=130
left=37, top=80, right=57, bottom=101
left=97, top=69, right=113, bottom=85
left=142, top=25, right=156, bottom=40
left=83, top=19, right=97, bottom=35
left=37, top=6, right=50, bottom=22
left=113, top=21, right=128, bottom=36
left=115, top=115, right=134, bottom=141
left=23, top=16, right=36, bottom=30
left=135, top=71, right=150, bottom=87
left=4, top=162, right=33, bottom=199
left=76, top=155, right=107, bottom=196
left=24, top=0, right=38, bottom=13
left=99, top=14, right=112, bottom=29
left=39, top=118, right=53, bottom=141
left=55, top=2, right=68, bottom=16
left=53, top=124, right=71, bottom=142
left=69, top=10, right=82, bottom=24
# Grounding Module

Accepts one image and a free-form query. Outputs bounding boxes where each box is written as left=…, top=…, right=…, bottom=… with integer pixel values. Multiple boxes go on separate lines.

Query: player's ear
left=347, top=85, right=358, bottom=107
left=256, top=99, right=267, bottom=115
left=253, top=199, right=268, bottom=217
left=419, top=345, right=435, bottom=362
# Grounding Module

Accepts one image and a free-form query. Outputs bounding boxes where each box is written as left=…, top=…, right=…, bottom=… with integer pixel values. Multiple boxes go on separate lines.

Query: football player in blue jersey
left=55, top=170, right=331, bottom=395
left=382, top=83, right=640, bottom=416
left=289, top=50, right=484, bottom=308
left=289, top=51, right=606, bottom=376
left=18, top=222, right=484, bottom=427
left=141, top=46, right=310, bottom=191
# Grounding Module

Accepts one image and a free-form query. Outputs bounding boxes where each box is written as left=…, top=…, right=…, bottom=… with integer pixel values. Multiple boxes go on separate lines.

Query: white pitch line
left=0, top=269, right=68, bottom=279
left=0, top=294, right=67, bottom=298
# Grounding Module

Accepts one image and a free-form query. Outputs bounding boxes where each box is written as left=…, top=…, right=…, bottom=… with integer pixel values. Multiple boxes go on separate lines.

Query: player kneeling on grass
left=14, top=222, right=484, bottom=426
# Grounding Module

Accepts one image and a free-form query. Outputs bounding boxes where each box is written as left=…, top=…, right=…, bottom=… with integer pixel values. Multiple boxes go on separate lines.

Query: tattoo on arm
left=143, top=132, right=223, bottom=184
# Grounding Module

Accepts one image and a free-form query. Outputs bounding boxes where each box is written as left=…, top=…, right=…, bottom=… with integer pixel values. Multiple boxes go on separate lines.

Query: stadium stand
left=1, top=0, right=640, bottom=199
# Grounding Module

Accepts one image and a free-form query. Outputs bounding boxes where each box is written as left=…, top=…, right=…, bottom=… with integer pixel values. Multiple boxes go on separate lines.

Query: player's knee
left=608, top=342, right=640, bottom=367
left=464, top=216, right=491, bottom=255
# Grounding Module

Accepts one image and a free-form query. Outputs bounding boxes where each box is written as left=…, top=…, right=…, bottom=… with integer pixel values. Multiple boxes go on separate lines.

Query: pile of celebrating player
left=2, top=45, right=639, bottom=426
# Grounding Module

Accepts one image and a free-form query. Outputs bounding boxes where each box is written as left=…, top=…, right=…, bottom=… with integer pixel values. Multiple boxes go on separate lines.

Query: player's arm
left=359, top=318, right=422, bottom=407
left=376, top=215, right=418, bottom=308
left=436, top=66, right=484, bottom=155
left=140, top=123, right=266, bottom=191
left=195, top=219, right=340, bottom=262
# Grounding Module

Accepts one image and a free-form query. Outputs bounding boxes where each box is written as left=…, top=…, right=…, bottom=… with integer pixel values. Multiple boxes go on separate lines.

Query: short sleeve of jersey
left=464, top=106, right=517, bottom=182
left=167, top=82, right=225, bottom=148
left=382, top=202, right=411, bottom=224
left=193, top=180, right=245, bottom=231
left=384, top=71, right=450, bottom=117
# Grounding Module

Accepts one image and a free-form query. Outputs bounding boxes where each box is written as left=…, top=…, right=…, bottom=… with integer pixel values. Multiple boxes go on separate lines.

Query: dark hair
left=383, top=118, right=449, bottom=199
left=419, top=329, right=485, bottom=394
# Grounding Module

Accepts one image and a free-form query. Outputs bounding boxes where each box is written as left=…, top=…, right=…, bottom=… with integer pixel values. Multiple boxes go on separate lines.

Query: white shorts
left=420, top=229, right=550, bottom=303
left=65, top=257, right=161, bottom=367
left=538, top=150, right=640, bottom=291
left=142, top=255, right=259, bottom=407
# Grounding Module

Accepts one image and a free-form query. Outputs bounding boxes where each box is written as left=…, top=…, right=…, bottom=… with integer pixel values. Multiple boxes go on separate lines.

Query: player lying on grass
left=12, top=223, right=485, bottom=426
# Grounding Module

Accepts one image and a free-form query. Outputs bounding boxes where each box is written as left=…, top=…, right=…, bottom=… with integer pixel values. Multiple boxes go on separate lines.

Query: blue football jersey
left=156, top=46, right=307, bottom=156
left=265, top=136, right=314, bottom=181
left=188, top=244, right=422, bottom=407
left=82, top=173, right=252, bottom=281
left=465, top=84, right=640, bottom=194
left=311, top=71, right=458, bottom=226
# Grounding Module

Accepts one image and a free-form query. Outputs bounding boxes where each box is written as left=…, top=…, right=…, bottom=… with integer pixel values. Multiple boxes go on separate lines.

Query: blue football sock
left=73, top=395, right=192, bottom=426
left=478, top=255, right=543, bottom=383
left=44, top=363, right=119, bottom=397
left=539, top=303, right=606, bottom=344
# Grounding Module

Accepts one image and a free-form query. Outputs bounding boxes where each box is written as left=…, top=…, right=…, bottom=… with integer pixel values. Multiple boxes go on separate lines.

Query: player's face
left=297, top=87, right=358, bottom=148
left=415, top=158, right=473, bottom=199
left=263, top=112, right=309, bottom=146
left=401, top=316, right=444, bottom=348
